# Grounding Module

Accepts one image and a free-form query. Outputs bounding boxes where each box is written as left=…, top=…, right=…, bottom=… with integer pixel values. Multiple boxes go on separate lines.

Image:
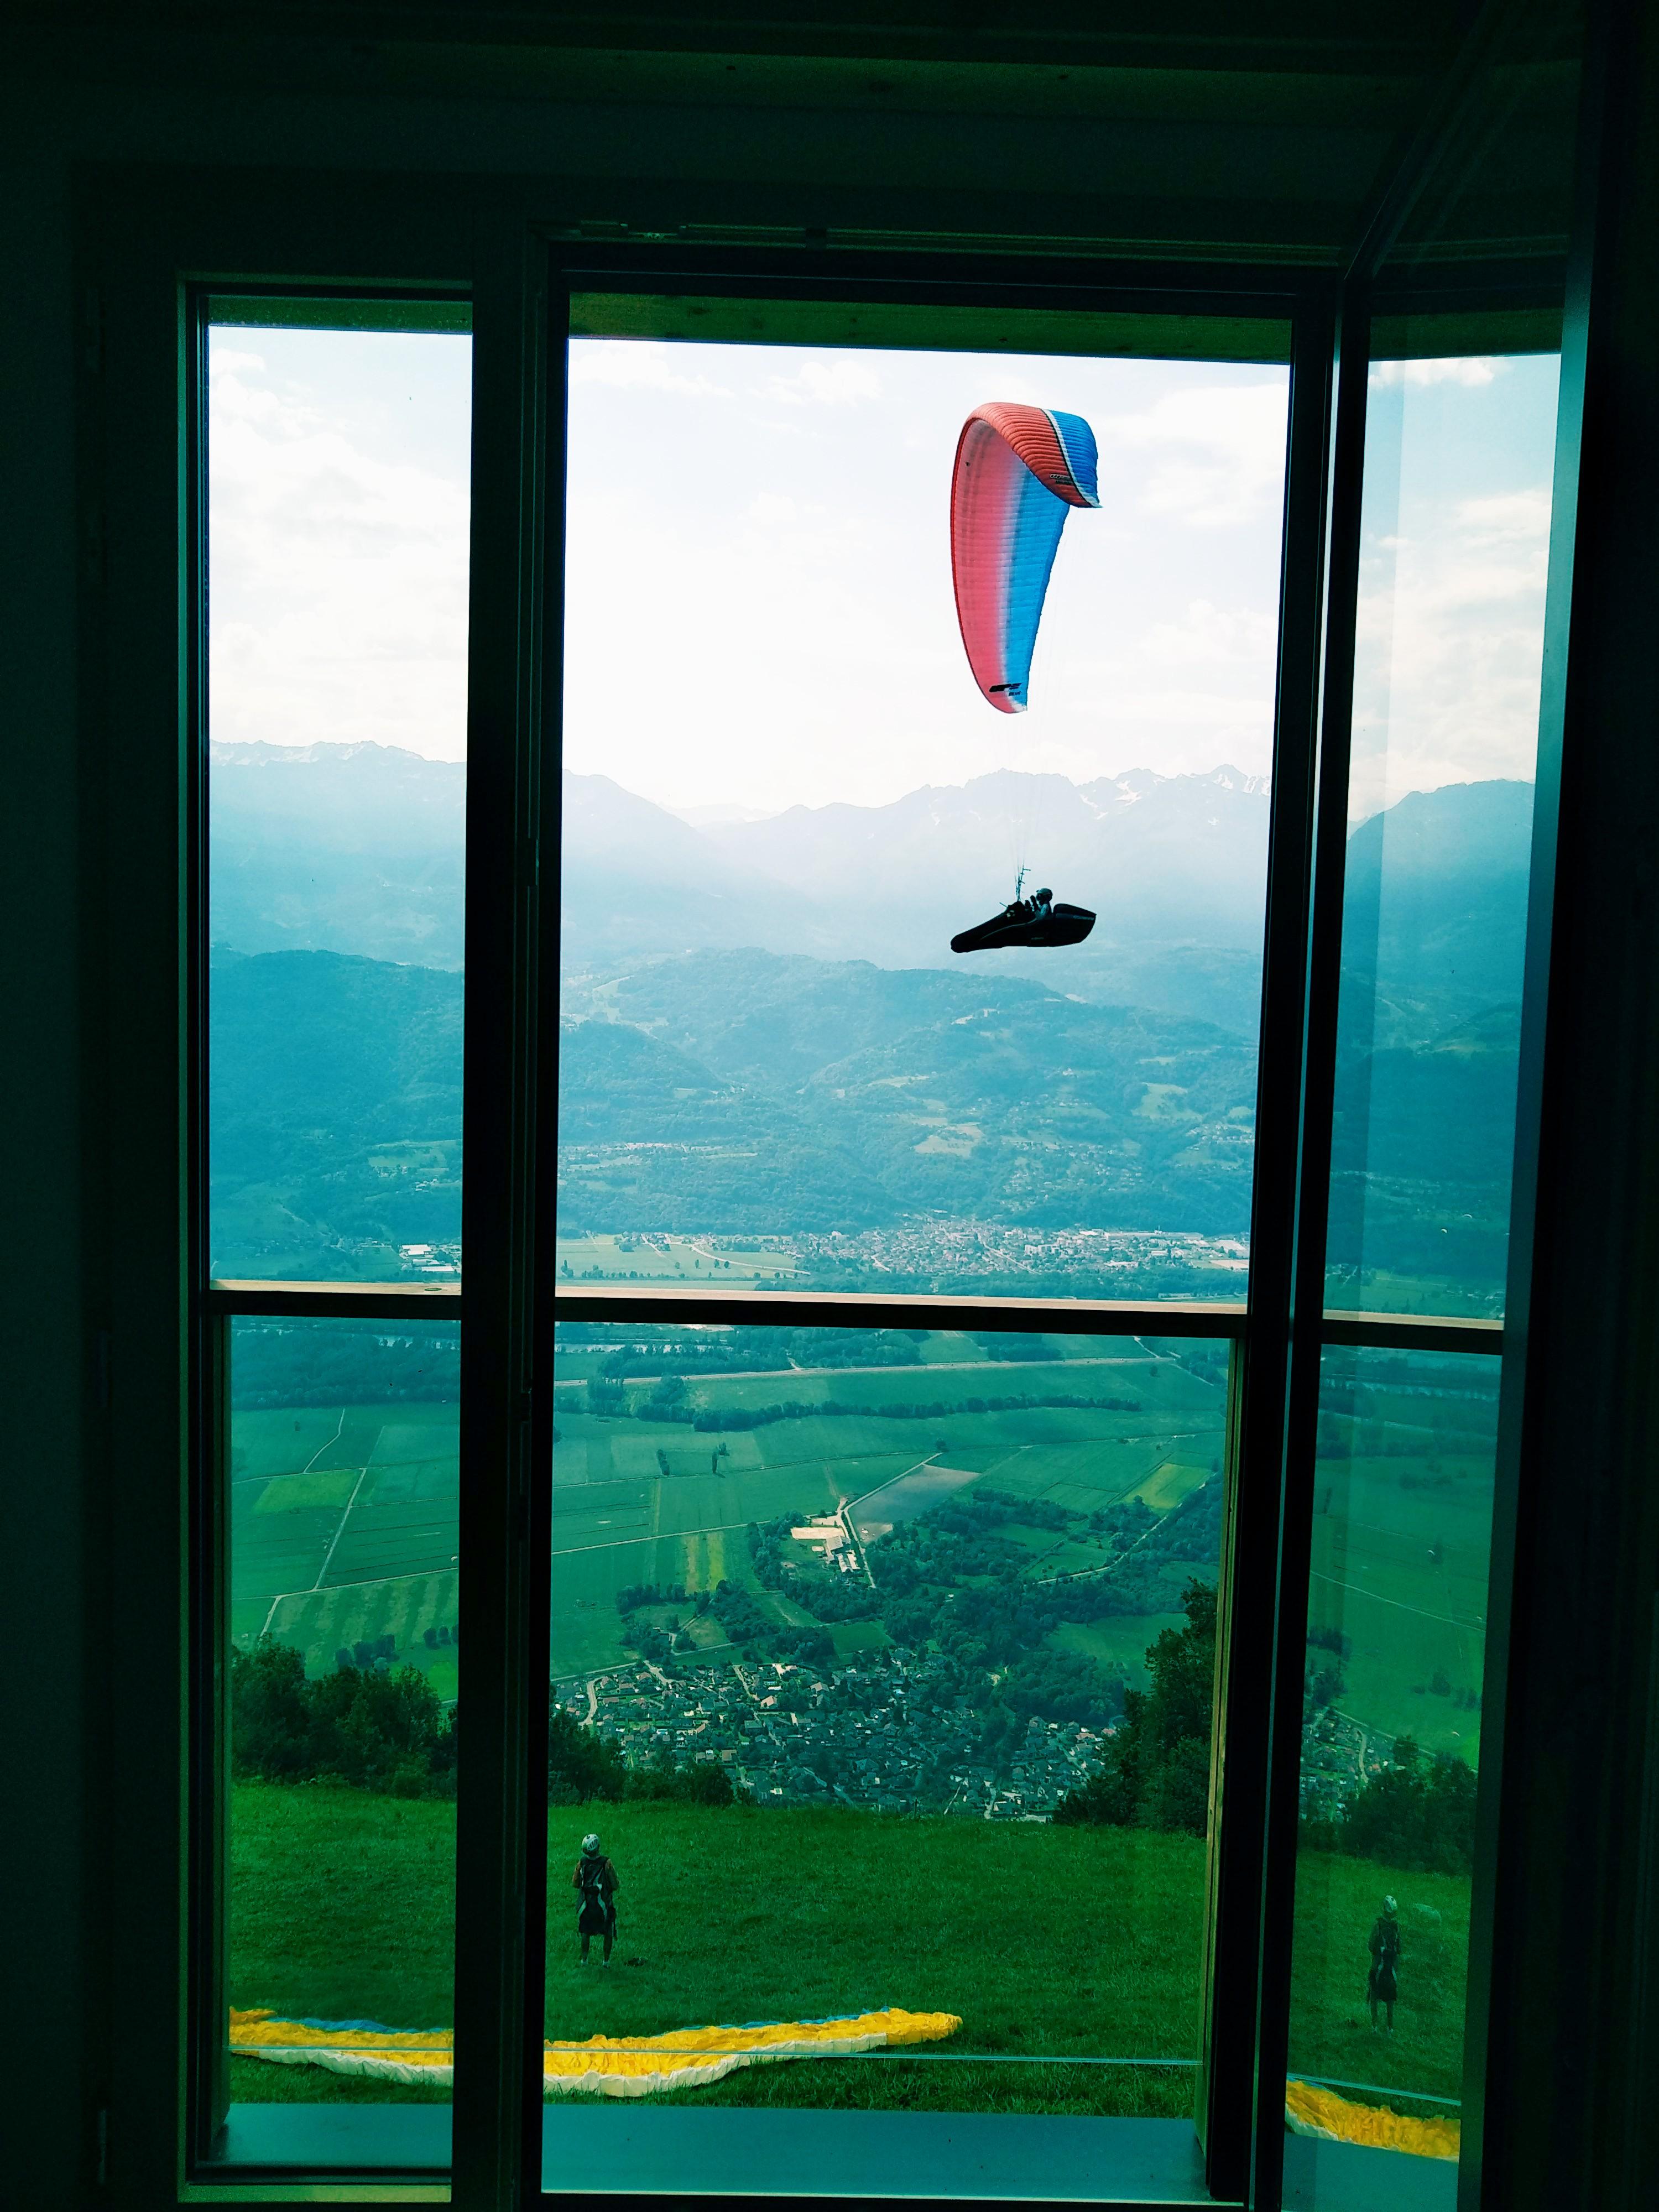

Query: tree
left=229, top=1637, right=455, bottom=1795
left=547, top=1707, right=625, bottom=1804
left=1053, top=1580, right=1216, bottom=1835
left=230, top=1637, right=312, bottom=1779
left=1334, top=1737, right=1476, bottom=1872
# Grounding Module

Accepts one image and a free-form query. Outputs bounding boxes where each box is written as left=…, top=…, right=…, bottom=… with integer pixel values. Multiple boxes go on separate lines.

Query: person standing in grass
left=575, top=1833, right=620, bottom=1966
left=1368, top=1895, right=1402, bottom=2031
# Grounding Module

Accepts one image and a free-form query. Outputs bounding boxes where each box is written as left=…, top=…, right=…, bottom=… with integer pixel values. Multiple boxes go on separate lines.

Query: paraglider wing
left=950, top=403, right=1099, bottom=714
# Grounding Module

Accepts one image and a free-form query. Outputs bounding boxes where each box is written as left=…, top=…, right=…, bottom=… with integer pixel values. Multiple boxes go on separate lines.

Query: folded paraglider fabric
left=1285, top=2079, right=1460, bottom=2162
left=539, top=2007, right=961, bottom=2098
left=230, top=2010, right=452, bottom=2086
left=951, top=901, right=1095, bottom=954
left=230, top=2006, right=961, bottom=2097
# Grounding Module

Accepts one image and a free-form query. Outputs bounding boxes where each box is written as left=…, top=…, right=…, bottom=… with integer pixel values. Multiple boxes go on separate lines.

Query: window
left=197, top=302, right=470, bottom=2177
left=163, top=112, right=1578, bottom=2204
left=544, top=1322, right=1231, bottom=2159
left=558, top=328, right=1288, bottom=1305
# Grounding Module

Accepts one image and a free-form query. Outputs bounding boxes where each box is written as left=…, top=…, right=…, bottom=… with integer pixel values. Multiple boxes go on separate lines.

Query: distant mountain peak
left=209, top=738, right=461, bottom=772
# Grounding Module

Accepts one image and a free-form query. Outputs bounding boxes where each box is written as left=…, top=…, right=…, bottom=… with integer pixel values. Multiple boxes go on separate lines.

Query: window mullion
left=1201, top=296, right=1339, bottom=2205
left=452, top=218, right=546, bottom=2212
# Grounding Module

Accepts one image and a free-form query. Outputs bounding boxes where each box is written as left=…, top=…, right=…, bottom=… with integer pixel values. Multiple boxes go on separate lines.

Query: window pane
left=1324, top=340, right=1560, bottom=1321
left=1285, top=1346, right=1498, bottom=2199
left=559, top=334, right=1287, bottom=1304
left=208, top=324, right=471, bottom=1284
left=226, top=1318, right=458, bottom=2140
left=542, top=1323, right=1231, bottom=2193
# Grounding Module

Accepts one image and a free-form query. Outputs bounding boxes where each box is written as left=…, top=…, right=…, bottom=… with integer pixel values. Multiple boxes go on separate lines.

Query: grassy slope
left=228, top=1789, right=1465, bottom=2119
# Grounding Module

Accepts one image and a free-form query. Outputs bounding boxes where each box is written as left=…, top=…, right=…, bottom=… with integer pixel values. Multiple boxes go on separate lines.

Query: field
left=544, top=1345, right=1225, bottom=1675
left=230, top=1340, right=1494, bottom=1757
left=229, top=1404, right=461, bottom=1676
left=1049, top=1615, right=1189, bottom=1687
left=231, top=1344, right=1230, bottom=1684
left=1307, top=1443, right=1494, bottom=1761
left=227, top=1788, right=1469, bottom=2120
left=557, top=1235, right=799, bottom=1287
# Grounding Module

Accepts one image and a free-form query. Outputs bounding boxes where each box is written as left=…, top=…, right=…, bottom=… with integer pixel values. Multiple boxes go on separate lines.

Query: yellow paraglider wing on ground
left=1285, top=2078, right=1460, bottom=2162
left=230, top=2006, right=961, bottom=2096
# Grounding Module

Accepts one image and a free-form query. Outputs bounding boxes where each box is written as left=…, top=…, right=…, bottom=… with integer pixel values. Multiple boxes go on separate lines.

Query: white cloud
left=761, top=357, right=884, bottom=407
left=1099, top=383, right=1289, bottom=528
left=568, top=342, right=732, bottom=399
left=209, top=346, right=269, bottom=379
left=207, top=335, right=471, bottom=761
left=1350, top=492, right=1554, bottom=816
left=1371, top=356, right=1501, bottom=388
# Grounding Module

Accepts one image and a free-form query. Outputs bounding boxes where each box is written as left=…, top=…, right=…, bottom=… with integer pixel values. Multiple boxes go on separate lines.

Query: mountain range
left=207, top=741, right=1532, bottom=1301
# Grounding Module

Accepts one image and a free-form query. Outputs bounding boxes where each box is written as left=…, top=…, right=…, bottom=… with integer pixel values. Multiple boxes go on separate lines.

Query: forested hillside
left=208, top=742, right=1532, bottom=1305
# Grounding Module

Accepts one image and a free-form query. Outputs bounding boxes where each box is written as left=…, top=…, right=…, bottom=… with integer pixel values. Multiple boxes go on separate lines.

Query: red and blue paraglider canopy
left=950, top=401, right=1099, bottom=714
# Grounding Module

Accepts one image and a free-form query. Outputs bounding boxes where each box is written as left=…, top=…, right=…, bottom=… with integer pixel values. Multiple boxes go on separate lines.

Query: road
left=569, top=1355, right=1165, bottom=1385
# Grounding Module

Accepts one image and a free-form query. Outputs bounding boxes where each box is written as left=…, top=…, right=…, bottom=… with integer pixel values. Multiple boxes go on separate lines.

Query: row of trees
left=231, top=1639, right=457, bottom=1796
left=1050, top=1584, right=1478, bottom=1874
left=565, top=1384, right=1144, bottom=1428
left=229, top=1319, right=458, bottom=1413
left=1302, top=1737, right=1478, bottom=1873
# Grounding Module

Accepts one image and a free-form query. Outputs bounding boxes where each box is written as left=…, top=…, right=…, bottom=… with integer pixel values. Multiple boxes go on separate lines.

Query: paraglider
left=950, top=874, right=1095, bottom=955
left=948, top=401, right=1100, bottom=954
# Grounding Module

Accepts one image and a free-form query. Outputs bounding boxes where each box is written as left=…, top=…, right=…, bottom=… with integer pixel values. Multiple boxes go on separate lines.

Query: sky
left=207, top=326, right=1559, bottom=823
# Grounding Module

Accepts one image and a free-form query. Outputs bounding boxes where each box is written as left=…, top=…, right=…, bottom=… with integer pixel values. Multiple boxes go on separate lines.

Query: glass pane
left=559, top=331, right=1288, bottom=1303
left=542, top=1323, right=1232, bottom=2193
left=1285, top=1347, right=1499, bottom=2197
left=1324, top=336, right=1559, bottom=1321
left=208, top=324, right=471, bottom=1282
left=226, top=1318, right=459, bottom=2131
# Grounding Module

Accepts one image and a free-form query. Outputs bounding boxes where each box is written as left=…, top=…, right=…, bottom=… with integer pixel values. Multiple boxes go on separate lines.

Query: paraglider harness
left=1368, top=1913, right=1401, bottom=1999
left=950, top=870, right=1093, bottom=955
left=577, top=1852, right=616, bottom=1927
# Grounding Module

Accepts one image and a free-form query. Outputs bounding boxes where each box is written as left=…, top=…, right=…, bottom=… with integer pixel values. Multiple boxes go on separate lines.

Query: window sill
left=542, top=2108, right=1219, bottom=2204
left=189, top=2104, right=451, bottom=2199
left=1282, top=2137, right=1458, bottom=2211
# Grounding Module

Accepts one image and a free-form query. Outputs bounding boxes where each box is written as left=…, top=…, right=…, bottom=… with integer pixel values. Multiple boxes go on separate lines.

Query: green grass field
left=227, top=1788, right=1469, bottom=2120
left=1308, top=1454, right=1493, bottom=1759
left=557, top=1235, right=799, bottom=1286
left=1049, top=1616, right=1189, bottom=1687
left=230, top=1402, right=462, bottom=1674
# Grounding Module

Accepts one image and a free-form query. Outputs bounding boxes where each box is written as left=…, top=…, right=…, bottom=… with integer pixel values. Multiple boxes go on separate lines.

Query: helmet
left=581, top=1833, right=601, bottom=1856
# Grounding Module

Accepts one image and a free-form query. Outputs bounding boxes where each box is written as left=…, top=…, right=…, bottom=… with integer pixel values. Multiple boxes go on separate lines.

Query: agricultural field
left=546, top=1346, right=1228, bottom=1677
left=231, top=1338, right=1499, bottom=1765
left=1048, top=1616, right=1190, bottom=1688
left=229, top=1404, right=461, bottom=1681
left=232, top=1346, right=1231, bottom=1687
left=227, top=1788, right=1471, bottom=2121
left=1306, top=1450, right=1493, bottom=1760
left=556, top=1234, right=799, bottom=1287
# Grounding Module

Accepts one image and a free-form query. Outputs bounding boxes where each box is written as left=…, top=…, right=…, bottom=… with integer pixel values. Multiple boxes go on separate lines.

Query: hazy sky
left=207, top=327, right=1558, bottom=823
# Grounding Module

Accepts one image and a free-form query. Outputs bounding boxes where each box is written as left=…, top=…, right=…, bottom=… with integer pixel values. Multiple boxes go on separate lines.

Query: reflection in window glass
left=1285, top=1347, right=1498, bottom=2204
left=542, top=1323, right=1229, bottom=2173
left=227, top=1319, right=458, bottom=2117
left=559, top=338, right=1288, bottom=1303
left=1327, top=346, right=1560, bottom=1319
left=207, top=325, right=471, bottom=1283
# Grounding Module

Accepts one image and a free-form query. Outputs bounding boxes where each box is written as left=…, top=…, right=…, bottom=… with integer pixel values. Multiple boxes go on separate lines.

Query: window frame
left=82, top=165, right=1537, bottom=2212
